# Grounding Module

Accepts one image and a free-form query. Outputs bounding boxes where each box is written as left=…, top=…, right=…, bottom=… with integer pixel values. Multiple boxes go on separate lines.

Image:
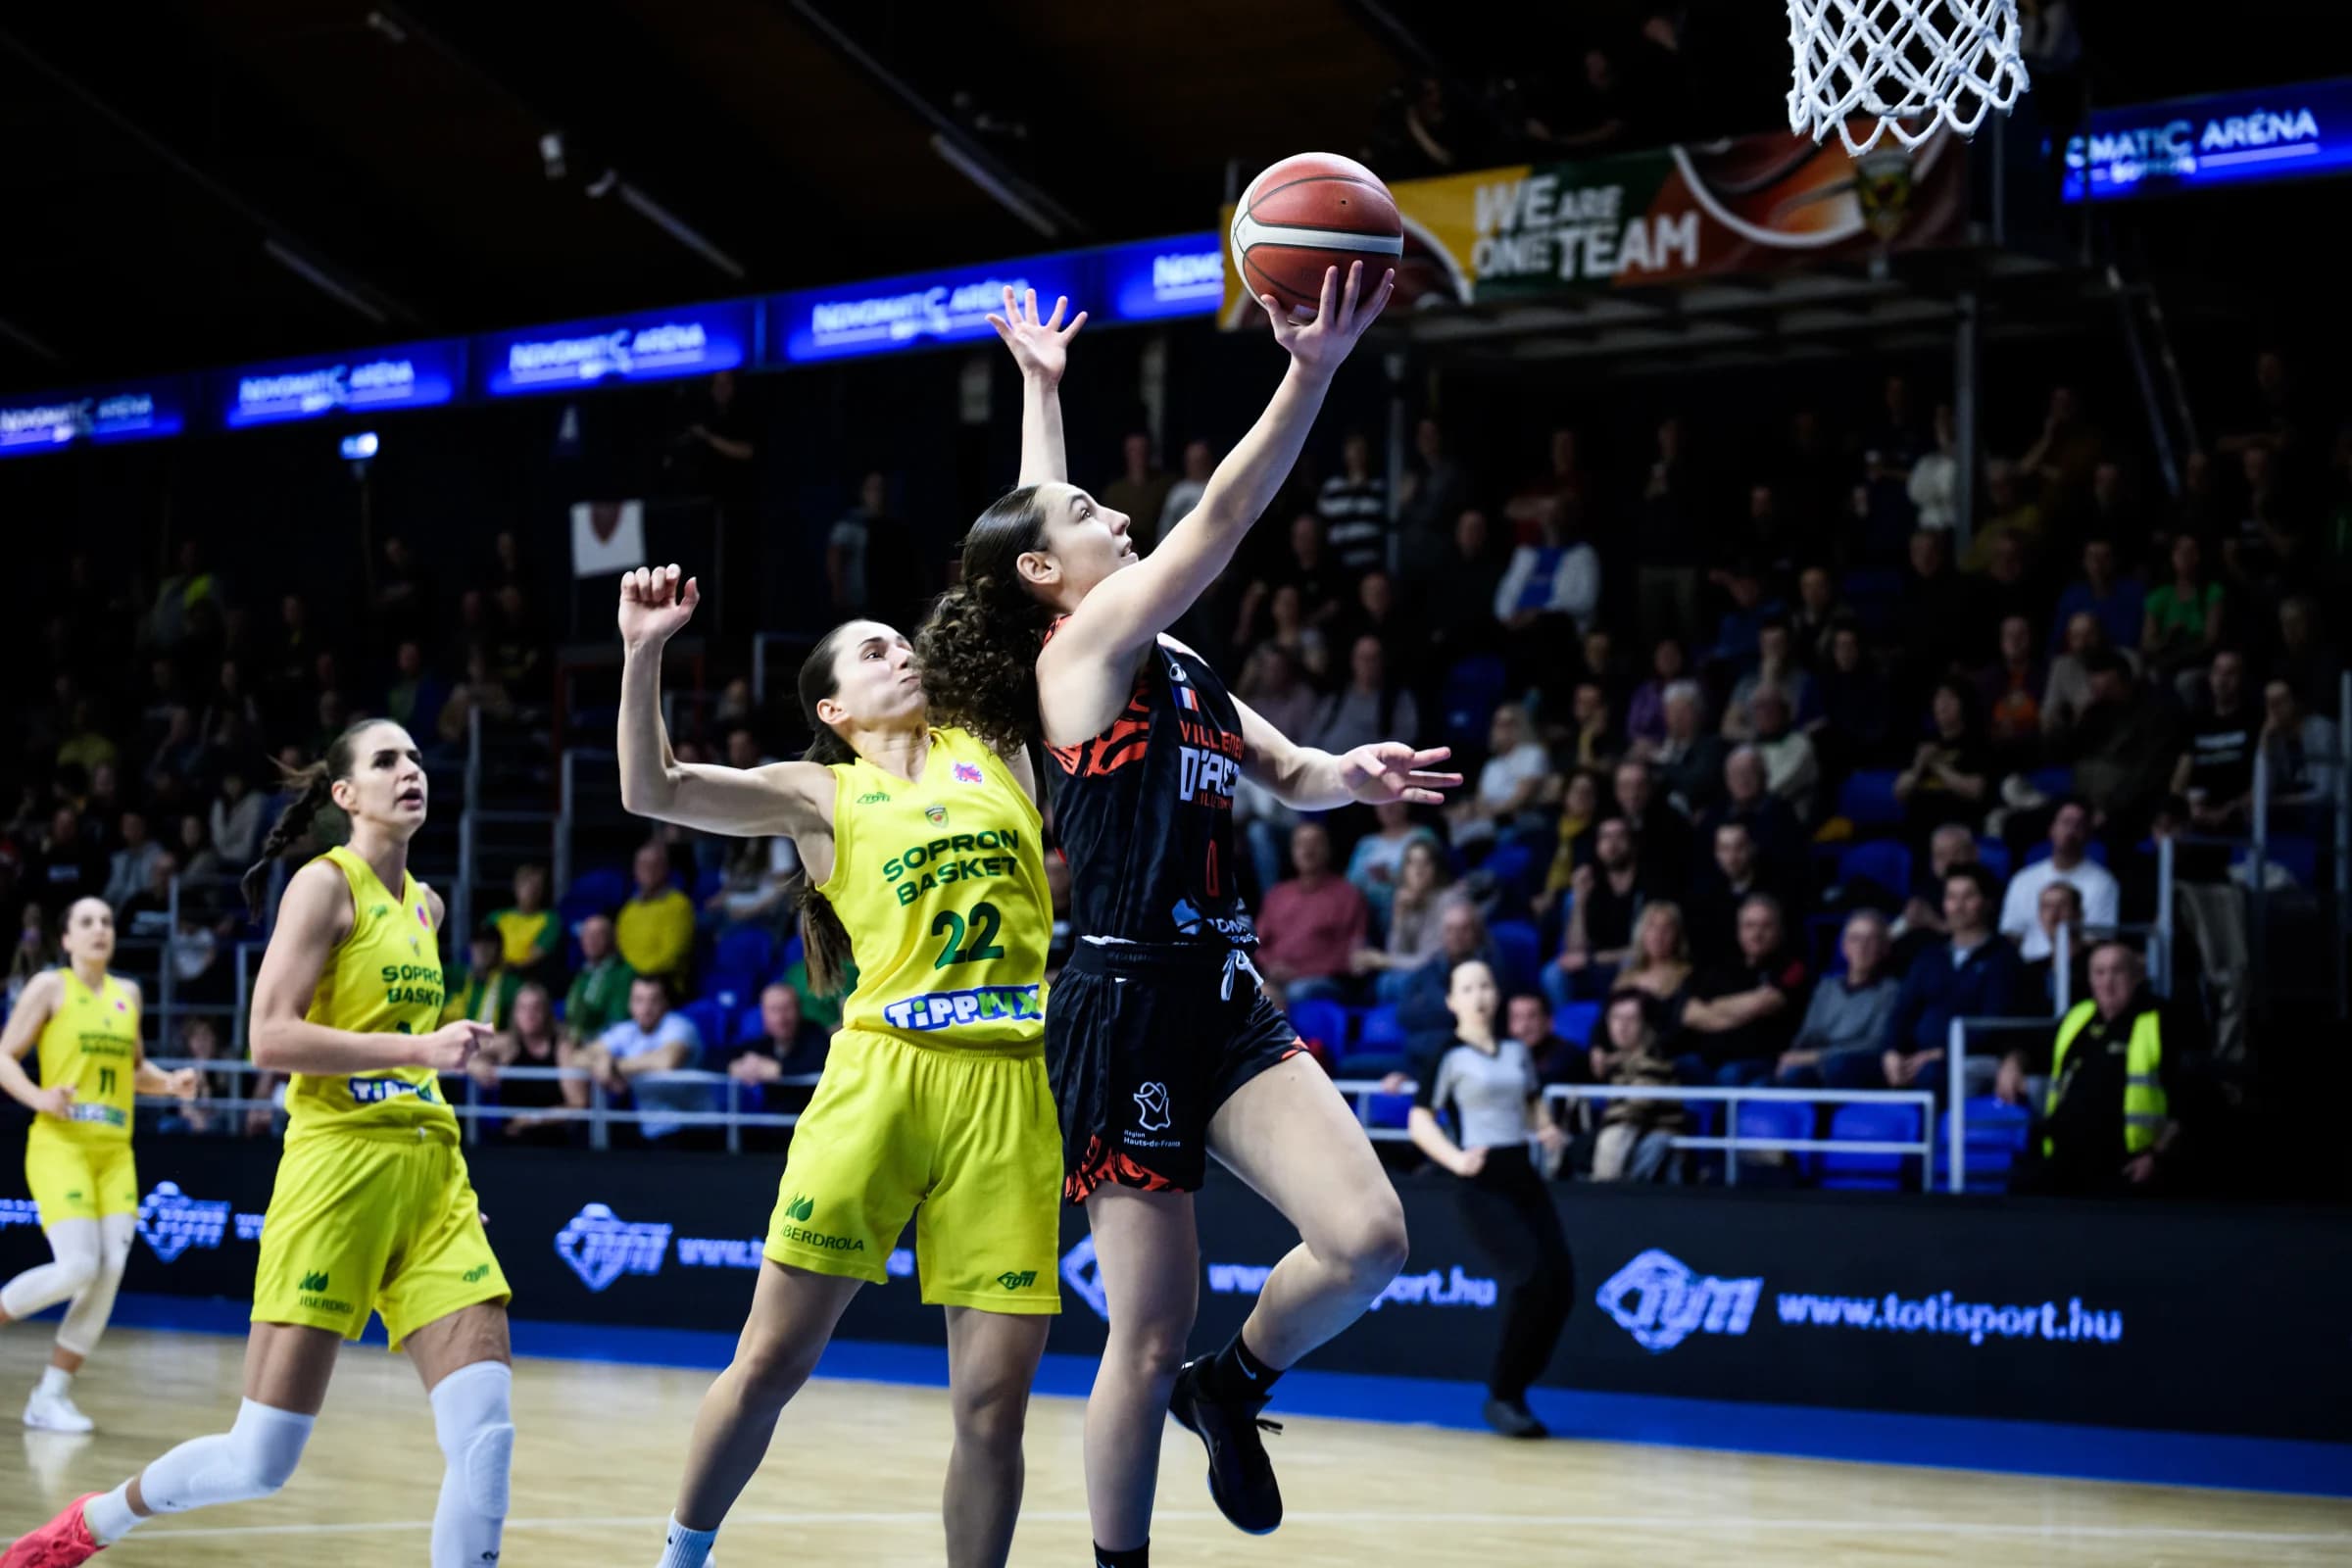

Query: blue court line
left=99, top=1293, right=2352, bottom=1499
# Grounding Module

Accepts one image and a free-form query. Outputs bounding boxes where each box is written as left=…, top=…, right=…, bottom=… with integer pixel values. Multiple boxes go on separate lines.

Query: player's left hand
left=166, top=1067, right=201, bottom=1101
left=987, top=286, right=1086, bottom=385
left=1337, top=743, right=1460, bottom=807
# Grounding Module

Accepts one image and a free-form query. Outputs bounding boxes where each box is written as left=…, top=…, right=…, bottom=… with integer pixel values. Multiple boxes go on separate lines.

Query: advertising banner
left=2061, top=76, right=2352, bottom=203
left=769, top=254, right=1090, bottom=366
left=0, top=379, right=187, bottom=459
left=9, top=1141, right=2341, bottom=1444
left=477, top=302, right=756, bottom=397
left=1218, top=129, right=1969, bottom=323
left=215, top=339, right=465, bottom=428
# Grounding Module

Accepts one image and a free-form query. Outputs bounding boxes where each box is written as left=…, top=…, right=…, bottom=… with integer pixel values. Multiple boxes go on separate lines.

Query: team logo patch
left=953, top=761, right=985, bottom=785
left=925, top=805, right=948, bottom=825
left=1133, top=1082, right=1173, bottom=1133
left=555, top=1203, right=672, bottom=1293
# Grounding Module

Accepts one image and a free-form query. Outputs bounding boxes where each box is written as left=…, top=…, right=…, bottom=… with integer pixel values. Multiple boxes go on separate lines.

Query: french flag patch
left=1173, top=686, right=1200, bottom=711
left=953, top=761, right=986, bottom=785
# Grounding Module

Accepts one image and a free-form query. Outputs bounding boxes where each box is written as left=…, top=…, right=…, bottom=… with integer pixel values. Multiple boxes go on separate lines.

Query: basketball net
left=1788, top=0, right=2030, bottom=155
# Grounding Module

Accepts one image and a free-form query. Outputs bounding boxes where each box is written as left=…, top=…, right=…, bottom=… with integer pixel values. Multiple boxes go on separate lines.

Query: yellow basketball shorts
left=24, top=1131, right=138, bottom=1227
left=764, top=1028, right=1061, bottom=1313
left=251, top=1128, right=511, bottom=1351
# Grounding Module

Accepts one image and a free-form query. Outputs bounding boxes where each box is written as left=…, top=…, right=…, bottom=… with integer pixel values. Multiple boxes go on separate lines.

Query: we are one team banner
left=1216, top=125, right=1972, bottom=324
left=0, top=232, right=1225, bottom=459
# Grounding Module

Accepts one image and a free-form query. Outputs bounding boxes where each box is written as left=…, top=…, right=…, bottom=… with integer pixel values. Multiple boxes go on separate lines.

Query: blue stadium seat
left=1440, top=657, right=1509, bottom=749
left=1357, top=1004, right=1408, bottom=1051
left=712, top=924, right=778, bottom=990
left=693, top=865, right=725, bottom=905
left=1837, top=770, right=1903, bottom=828
left=676, top=1000, right=730, bottom=1054
left=1489, top=920, right=1543, bottom=994
left=1974, top=837, right=2013, bottom=883
left=779, top=932, right=806, bottom=975
left=560, top=866, right=628, bottom=925
left=2240, top=834, right=2321, bottom=888
left=2025, top=766, right=2076, bottom=800
left=1936, top=1096, right=2032, bottom=1193
left=1365, top=1091, right=1415, bottom=1131
left=1554, top=1001, right=1601, bottom=1047
left=1484, top=842, right=1539, bottom=901
left=1819, top=1102, right=1925, bottom=1191
left=735, top=1004, right=767, bottom=1045
left=1287, top=998, right=1350, bottom=1056
left=2024, top=837, right=2109, bottom=867
left=1838, top=840, right=1912, bottom=902
left=1731, top=1099, right=1813, bottom=1182
left=1839, top=567, right=1905, bottom=637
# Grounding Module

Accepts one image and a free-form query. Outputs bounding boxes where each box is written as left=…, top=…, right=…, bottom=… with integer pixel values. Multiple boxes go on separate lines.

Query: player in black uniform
left=920, top=266, right=1455, bottom=1568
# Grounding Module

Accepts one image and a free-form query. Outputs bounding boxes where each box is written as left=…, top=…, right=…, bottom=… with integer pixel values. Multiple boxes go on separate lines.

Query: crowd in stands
left=3, top=338, right=2345, bottom=1194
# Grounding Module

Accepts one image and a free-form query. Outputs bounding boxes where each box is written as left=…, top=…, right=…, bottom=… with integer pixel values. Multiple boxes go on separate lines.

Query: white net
left=1788, top=0, right=2030, bottom=155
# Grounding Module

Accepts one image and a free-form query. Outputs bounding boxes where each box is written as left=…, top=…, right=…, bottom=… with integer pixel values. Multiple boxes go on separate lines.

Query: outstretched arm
left=989, top=287, right=1086, bottom=488
left=617, top=564, right=834, bottom=840
left=1232, top=693, right=1459, bottom=813
left=1041, top=263, right=1395, bottom=688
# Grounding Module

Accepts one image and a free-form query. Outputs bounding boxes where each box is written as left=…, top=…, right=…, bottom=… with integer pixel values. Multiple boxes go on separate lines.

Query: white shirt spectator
left=1910, top=448, right=1958, bottom=531
left=2000, top=856, right=2121, bottom=960
left=1456, top=741, right=1552, bottom=847
left=1493, top=542, right=1600, bottom=633
left=1316, top=472, right=1390, bottom=575
left=598, top=1011, right=708, bottom=1140
left=211, top=791, right=267, bottom=863
left=1754, top=729, right=1821, bottom=821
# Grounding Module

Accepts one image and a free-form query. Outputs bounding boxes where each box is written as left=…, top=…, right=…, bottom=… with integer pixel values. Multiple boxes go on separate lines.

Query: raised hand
left=1338, top=742, right=1462, bottom=808
left=415, top=1020, right=495, bottom=1073
left=987, top=286, right=1087, bottom=386
left=618, top=564, right=701, bottom=651
left=1256, top=261, right=1397, bottom=378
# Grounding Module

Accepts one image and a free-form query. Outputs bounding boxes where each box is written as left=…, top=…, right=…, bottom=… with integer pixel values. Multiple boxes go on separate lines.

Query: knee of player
left=51, top=1255, right=101, bottom=1295
left=1324, top=1201, right=1410, bottom=1293
left=736, top=1338, right=825, bottom=1405
left=1111, top=1315, right=1196, bottom=1383
left=950, top=1374, right=1032, bottom=1446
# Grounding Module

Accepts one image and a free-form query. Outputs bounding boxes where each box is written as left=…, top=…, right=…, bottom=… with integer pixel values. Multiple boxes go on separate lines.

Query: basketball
left=1229, top=152, right=1402, bottom=319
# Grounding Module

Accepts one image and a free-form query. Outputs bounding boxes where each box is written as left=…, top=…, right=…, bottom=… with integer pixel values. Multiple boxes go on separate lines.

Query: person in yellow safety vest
left=1997, top=940, right=2187, bottom=1196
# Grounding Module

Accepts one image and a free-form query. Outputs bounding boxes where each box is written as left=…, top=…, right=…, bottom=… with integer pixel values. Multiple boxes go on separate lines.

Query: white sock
left=37, top=1365, right=73, bottom=1398
left=657, top=1513, right=718, bottom=1568
left=429, top=1361, right=514, bottom=1568
left=83, top=1483, right=140, bottom=1545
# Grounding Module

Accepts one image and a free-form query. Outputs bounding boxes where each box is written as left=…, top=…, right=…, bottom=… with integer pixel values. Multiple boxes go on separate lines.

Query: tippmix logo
left=136, top=1182, right=233, bottom=1264
left=554, top=1202, right=673, bottom=1293
left=1595, top=1249, right=1763, bottom=1353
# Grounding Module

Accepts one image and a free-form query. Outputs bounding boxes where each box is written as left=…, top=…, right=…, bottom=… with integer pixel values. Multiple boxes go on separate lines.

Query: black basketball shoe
left=1168, top=1355, right=1284, bottom=1535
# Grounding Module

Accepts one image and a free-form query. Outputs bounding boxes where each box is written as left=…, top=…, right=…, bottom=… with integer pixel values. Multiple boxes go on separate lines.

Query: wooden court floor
left=5, top=1328, right=2348, bottom=1566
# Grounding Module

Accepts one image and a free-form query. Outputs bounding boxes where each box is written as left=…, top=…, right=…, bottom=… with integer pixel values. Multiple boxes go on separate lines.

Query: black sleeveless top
left=1045, top=628, right=1256, bottom=950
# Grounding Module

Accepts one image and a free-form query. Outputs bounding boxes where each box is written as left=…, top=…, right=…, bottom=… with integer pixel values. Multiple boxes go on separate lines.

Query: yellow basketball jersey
left=818, top=727, right=1050, bottom=1046
left=287, top=845, right=458, bottom=1142
left=32, top=969, right=139, bottom=1145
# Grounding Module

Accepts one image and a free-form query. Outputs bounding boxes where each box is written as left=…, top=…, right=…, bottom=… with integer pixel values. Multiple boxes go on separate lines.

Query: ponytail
left=237, top=718, right=388, bottom=920
left=791, top=631, right=862, bottom=999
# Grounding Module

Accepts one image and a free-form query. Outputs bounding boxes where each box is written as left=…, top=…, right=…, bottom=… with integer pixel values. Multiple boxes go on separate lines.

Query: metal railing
left=1328, top=1077, right=1939, bottom=1191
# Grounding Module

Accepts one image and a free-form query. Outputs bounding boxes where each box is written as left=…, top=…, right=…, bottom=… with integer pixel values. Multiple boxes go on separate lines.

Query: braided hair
left=239, top=720, right=380, bottom=919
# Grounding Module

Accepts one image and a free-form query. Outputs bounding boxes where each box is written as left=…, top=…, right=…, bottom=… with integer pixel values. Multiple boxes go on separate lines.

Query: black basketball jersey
left=1045, top=627, right=1256, bottom=950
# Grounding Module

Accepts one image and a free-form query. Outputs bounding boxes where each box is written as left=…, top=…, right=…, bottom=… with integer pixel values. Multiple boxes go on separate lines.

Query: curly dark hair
left=912, top=485, right=1059, bottom=753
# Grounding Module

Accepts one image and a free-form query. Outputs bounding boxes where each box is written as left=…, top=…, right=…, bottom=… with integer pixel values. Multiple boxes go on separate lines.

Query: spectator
left=2173, top=649, right=2258, bottom=831
left=1863, top=375, right=1925, bottom=557
left=1310, top=636, right=1415, bottom=757
left=1965, top=460, right=2044, bottom=571
left=1861, top=864, right=2025, bottom=1092
left=1256, top=823, right=1370, bottom=1004
left=1493, top=500, right=1599, bottom=642
left=102, top=811, right=163, bottom=912
left=471, top=981, right=587, bottom=1146
left=2261, top=678, right=2341, bottom=816
left=1612, top=757, right=1691, bottom=892
left=2049, top=538, right=2145, bottom=660
left=1428, top=510, right=1506, bottom=660
left=1977, top=614, right=2045, bottom=750
left=828, top=470, right=902, bottom=620
left=1999, top=800, right=2121, bottom=961
left=2019, top=385, right=2104, bottom=531
left=174, top=814, right=223, bottom=887
left=443, top=928, right=520, bottom=1031
left=563, top=914, right=635, bottom=1046
left=2142, top=532, right=2226, bottom=685
left=1503, top=428, right=1589, bottom=549
left=1447, top=703, right=1549, bottom=852
left=1699, top=747, right=1806, bottom=896
left=1395, top=900, right=1502, bottom=1070
left=729, top=982, right=832, bottom=1115
left=1816, top=620, right=1893, bottom=772
left=487, top=863, right=561, bottom=981
left=1614, top=902, right=1696, bottom=1009
left=1404, top=956, right=1573, bottom=1441
left=1353, top=838, right=1460, bottom=1002
left=1156, top=438, right=1215, bottom=544
left=26, top=808, right=103, bottom=917
left=1548, top=817, right=1647, bottom=1007
left=2057, top=650, right=2182, bottom=837
left=55, top=700, right=119, bottom=777
left=1335, top=569, right=1413, bottom=670
left=1316, top=429, right=1390, bottom=578
left=1977, top=532, right=2047, bottom=652
left=2004, top=941, right=2188, bottom=1196
left=372, top=535, right=435, bottom=655
left=1908, top=404, right=1960, bottom=531
left=1346, top=800, right=1436, bottom=927
left=438, top=648, right=514, bottom=750
left=1648, top=681, right=1726, bottom=820
left=1587, top=990, right=1685, bottom=1183
left=1674, top=894, right=1808, bottom=1086
left=154, top=1016, right=229, bottom=1138
left=1637, top=416, right=1705, bottom=648
left=1561, top=681, right=1620, bottom=774
left=707, top=834, right=798, bottom=934
left=1774, top=910, right=1901, bottom=1087
left=8, top=903, right=56, bottom=1007
left=2022, top=881, right=2090, bottom=1009
left=2273, top=596, right=2342, bottom=713
left=615, top=840, right=695, bottom=990
left=1890, top=822, right=1979, bottom=957
left=383, top=640, right=448, bottom=740
left=581, top=975, right=708, bottom=1146
left=1536, top=769, right=1604, bottom=915
left=1788, top=566, right=1846, bottom=668
left=1728, top=620, right=1819, bottom=738
left=1689, top=821, right=1779, bottom=968
left=2041, top=611, right=2127, bottom=736
left=1240, top=582, right=1330, bottom=688
left=1897, top=527, right=1974, bottom=688
left=1745, top=688, right=1821, bottom=823
left=1508, top=992, right=1589, bottom=1089
left=1268, top=512, right=1347, bottom=625
left=209, top=769, right=266, bottom=865
left=1625, top=638, right=1688, bottom=748
left=1704, top=558, right=1778, bottom=673
left=1235, top=644, right=1318, bottom=747
left=1396, top=417, right=1466, bottom=543
left=118, top=854, right=178, bottom=942
left=1896, top=681, right=1992, bottom=844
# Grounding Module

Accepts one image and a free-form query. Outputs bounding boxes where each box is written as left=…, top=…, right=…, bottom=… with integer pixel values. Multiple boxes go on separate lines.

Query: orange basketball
left=1229, top=153, right=1402, bottom=319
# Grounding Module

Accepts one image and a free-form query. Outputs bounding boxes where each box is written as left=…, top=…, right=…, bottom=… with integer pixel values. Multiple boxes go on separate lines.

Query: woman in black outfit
left=1406, top=956, right=1576, bottom=1438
